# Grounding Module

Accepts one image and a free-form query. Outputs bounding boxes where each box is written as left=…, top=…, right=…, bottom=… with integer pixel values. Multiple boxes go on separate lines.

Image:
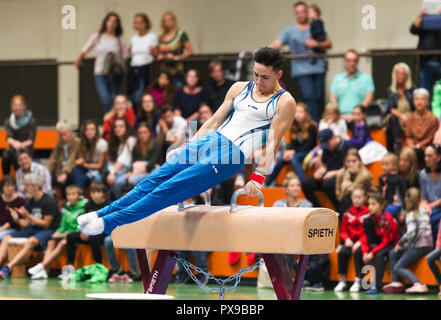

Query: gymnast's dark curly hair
left=253, top=47, right=286, bottom=72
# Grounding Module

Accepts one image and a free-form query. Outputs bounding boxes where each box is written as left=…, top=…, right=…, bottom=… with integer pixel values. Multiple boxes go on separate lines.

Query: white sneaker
left=28, top=263, right=44, bottom=275
left=405, top=283, right=429, bottom=294
left=349, top=281, right=361, bottom=292
left=31, top=268, right=48, bottom=279
left=334, top=281, right=347, bottom=292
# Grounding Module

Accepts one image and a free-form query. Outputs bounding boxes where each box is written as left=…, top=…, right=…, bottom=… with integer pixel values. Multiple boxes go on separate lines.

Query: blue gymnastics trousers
left=97, top=131, right=246, bottom=233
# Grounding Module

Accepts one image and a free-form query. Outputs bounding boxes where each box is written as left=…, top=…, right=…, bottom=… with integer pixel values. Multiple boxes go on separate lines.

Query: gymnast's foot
left=80, top=218, right=105, bottom=235
left=77, top=211, right=98, bottom=228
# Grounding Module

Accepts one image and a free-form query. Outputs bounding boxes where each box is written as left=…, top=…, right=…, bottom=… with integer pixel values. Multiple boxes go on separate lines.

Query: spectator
left=2, top=95, right=37, bottom=176
left=426, top=222, right=441, bottom=297
left=385, top=62, right=415, bottom=154
left=308, top=4, right=328, bottom=65
left=46, top=120, right=80, bottom=200
left=135, top=92, right=160, bottom=136
left=153, top=10, right=193, bottom=88
left=329, top=49, right=375, bottom=121
left=173, top=69, right=206, bottom=122
left=65, top=182, right=109, bottom=270
left=265, top=102, right=317, bottom=184
left=410, top=4, right=441, bottom=99
left=301, top=128, right=354, bottom=210
left=74, top=12, right=129, bottom=114
left=106, top=118, right=136, bottom=200
left=127, top=13, right=158, bottom=113
left=419, top=144, right=441, bottom=243
left=126, top=122, right=162, bottom=187
left=156, top=106, right=188, bottom=161
left=398, top=147, right=420, bottom=190
left=360, top=192, right=400, bottom=294
left=434, top=121, right=441, bottom=145
left=404, top=88, right=439, bottom=163
left=193, top=102, right=214, bottom=134
left=318, top=102, right=348, bottom=138
left=334, top=188, right=369, bottom=292
left=0, top=173, right=60, bottom=279
left=73, top=120, right=108, bottom=189
left=27, top=185, right=87, bottom=279
left=270, top=1, right=332, bottom=122
left=204, top=60, right=234, bottom=112
left=348, top=105, right=372, bottom=149
left=383, top=187, right=432, bottom=294
left=335, top=148, right=376, bottom=215
left=0, top=176, right=25, bottom=242
left=102, top=94, right=136, bottom=141
left=16, top=150, right=52, bottom=198
left=145, top=71, right=177, bottom=108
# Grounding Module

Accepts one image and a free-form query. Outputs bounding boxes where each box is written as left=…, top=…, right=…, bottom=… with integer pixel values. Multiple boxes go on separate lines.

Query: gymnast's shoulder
left=276, top=90, right=296, bottom=112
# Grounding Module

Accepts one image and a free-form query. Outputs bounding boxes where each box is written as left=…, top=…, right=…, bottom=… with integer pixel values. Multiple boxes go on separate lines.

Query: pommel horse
left=111, top=189, right=338, bottom=300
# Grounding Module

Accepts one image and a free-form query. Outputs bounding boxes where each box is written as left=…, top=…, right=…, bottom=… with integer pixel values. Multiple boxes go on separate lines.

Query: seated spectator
left=0, top=176, right=25, bottom=241
left=16, top=150, right=52, bottom=198
left=334, top=188, right=369, bottom=292
left=383, top=187, right=432, bottom=295
left=73, top=120, right=108, bottom=189
left=318, top=102, right=348, bottom=138
left=329, top=49, right=375, bottom=122
left=27, top=185, right=87, bottom=279
left=126, top=122, right=162, bottom=187
left=0, top=173, right=60, bottom=279
left=135, top=93, right=160, bottom=136
left=426, top=222, right=441, bottom=297
left=102, top=95, right=136, bottom=140
left=46, top=120, right=80, bottom=200
left=335, top=148, right=376, bottom=215
left=156, top=106, right=188, bottom=161
left=348, top=105, right=372, bottom=149
left=360, top=192, right=400, bottom=294
left=204, top=60, right=234, bottom=112
left=301, top=129, right=354, bottom=210
left=398, top=147, right=420, bottom=190
left=153, top=10, right=193, bottom=88
left=2, top=95, right=37, bottom=175
left=265, top=102, right=317, bottom=184
left=404, top=88, right=439, bottom=163
left=65, top=182, right=109, bottom=270
left=379, top=153, right=407, bottom=219
left=173, top=69, right=206, bottom=122
left=105, top=118, right=136, bottom=200
left=419, top=144, right=441, bottom=243
left=145, top=71, right=176, bottom=108
left=385, top=62, right=415, bottom=154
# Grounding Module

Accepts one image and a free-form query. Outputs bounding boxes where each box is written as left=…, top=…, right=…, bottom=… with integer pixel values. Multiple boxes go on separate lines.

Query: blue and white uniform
left=97, top=82, right=286, bottom=233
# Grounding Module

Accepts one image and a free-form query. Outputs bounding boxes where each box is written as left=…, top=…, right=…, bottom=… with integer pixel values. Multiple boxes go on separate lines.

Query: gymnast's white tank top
left=217, top=81, right=286, bottom=159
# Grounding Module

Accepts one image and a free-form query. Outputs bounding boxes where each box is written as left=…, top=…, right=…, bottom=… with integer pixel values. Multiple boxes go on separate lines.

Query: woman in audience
left=173, top=69, right=206, bottom=122
left=145, top=71, right=176, bottom=108
left=72, top=120, right=108, bottom=189
left=135, top=92, right=160, bottom=135
left=0, top=176, right=24, bottom=241
left=126, top=122, right=162, bottom=187
left=127, top=13, right=158, bottom=112
left=102, top=94, right=136, bottom=140
left=265, top=102, right=317, bottom=184
left=398, top=147, right=420, bottom=190
left=152, top=10, right=193, bottom=88
left=318, top=102, right=348, bottom=138
left=383, top=187, right=432, bottom=294
left=106, top=118, right=136, bottom=200
left=385, top=62, right=415, bottom=154
left=2, top=95, right=37, bottom=175
left=335, top=148, right=376, bottom=215
left=74, top=12, right=129, bottom=114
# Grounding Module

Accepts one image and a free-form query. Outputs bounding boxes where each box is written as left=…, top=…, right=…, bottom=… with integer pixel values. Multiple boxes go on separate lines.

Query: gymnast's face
left=253, top=63, right=282, bottom=93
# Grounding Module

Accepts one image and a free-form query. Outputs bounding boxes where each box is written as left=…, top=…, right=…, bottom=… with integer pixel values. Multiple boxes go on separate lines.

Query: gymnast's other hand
left=245, top=180, right=261, bottom=197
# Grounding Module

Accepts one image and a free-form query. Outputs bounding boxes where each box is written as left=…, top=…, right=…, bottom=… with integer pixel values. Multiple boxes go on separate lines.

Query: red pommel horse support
left=111, top=189, right=338, bottom=300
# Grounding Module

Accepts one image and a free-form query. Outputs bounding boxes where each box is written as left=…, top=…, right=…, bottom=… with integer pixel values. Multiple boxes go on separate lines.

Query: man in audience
left=156, top=106, right=188, bottom=161
left=0, top=173, right=60, bottom=279
left=16, top=150, right=52, bottom=198
left=46, top=120, right=80, bottom=200
left=204, top=60, right=234, bottom=113
left=329, top=49, right=375, bottom=122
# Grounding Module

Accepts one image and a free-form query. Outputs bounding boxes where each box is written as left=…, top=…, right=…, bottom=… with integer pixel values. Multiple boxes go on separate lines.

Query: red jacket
left=360, top=212, right=400, bottom=255
left=340, top=205, right=370, bottom=243
left=102, top=108, right=136, bottom=140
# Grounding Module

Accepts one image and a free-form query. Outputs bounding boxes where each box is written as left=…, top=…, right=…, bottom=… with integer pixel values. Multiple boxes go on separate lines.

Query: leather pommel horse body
left=111, top=193, right=338, bottom=300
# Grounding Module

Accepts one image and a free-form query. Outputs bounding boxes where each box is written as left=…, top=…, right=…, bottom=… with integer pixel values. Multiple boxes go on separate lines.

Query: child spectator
left=65, top=182, right=109, bottom=270
left=426, top=223, right=441, bottom=297
left=16, top=150, right=52, bottom=198
left=135, top=93, right=160, bottom=136
left=360, top=193, right=400, bottom=294
left=102, top=95, right=136, bottom=141
left=398, top=147, right=420, bottom=190
left=379, top=153, right=407, bottom=219
left=0, top=176, right=25, bottom=241
left=27, top=185, right=87, bottom=279
left=318, top=102, right=348, bottom=138
left=348, top=105, right=372, bottom=149
left=383, top=187, right=432, bottom=294
left=308, top=4, right=328, bottom=64
left=145, top=71, right=176, bottom=108
left=73, top=120, right=108, bottom=189
left=334, top=188, right=369, bottom=292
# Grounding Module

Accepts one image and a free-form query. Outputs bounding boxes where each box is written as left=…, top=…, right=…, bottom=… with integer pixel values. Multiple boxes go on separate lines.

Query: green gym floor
left=0, top=278, right=440, bottom=300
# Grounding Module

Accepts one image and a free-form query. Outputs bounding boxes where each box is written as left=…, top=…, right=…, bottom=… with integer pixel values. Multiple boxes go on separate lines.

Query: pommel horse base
left=111, top=192, right=338, bottom=300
